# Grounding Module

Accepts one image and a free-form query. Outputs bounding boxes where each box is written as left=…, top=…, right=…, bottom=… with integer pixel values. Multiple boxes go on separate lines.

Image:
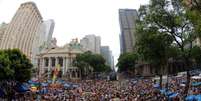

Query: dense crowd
left=1, top=75, right=201, bottom=101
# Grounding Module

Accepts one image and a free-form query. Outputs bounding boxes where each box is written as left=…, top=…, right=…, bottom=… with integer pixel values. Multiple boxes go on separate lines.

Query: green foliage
left=136, top=0, right=201, bottom=70
left=73, top=51, right=110, bottom=74
left=117, top=52, right=138, bottom=72
left=191, top=46, right=201, bottom=65
left=0, top=49, right=33, bottom=82
left=136, top=0, right=201, bottom=96
left=0, top=51, right=13, bottom=80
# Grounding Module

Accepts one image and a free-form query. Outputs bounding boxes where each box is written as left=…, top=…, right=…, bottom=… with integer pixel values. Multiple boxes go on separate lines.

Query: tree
left=136, top=0, right=201, bottom=96
left=0, top=49, right=33, bottom=99
left=73, top=51, right=110, bottom=79
left=116, top=52, right=138, bottom=76
left=136, top=17, right=173, bottom=87
left=0, top=50, right=13, bottom=80
left=5, top=49, right=33, bottom=82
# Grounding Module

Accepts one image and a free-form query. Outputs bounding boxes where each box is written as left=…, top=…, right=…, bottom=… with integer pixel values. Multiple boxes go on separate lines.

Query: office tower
left=119, top=9, right=138, bottom=53
left=0, top=2, right=43, bottom=60
left=80, top=34, right=101, bottom=54
left=0, top=23, right=7, bottom=45
left=100, top=46, right=113, bottom=68
left=0, top=2, right=54, bottom=65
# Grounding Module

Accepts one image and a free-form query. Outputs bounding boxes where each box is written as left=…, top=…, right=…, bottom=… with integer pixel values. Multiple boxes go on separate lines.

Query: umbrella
left=0, top=88, right=5, bottom=97
left=159, top=89, right=167, bottom=94
left=47, top=80, right=52, bottom=83
left=185, top=95, right=196, bottom=101
left=16, top=84, right=29, bottom=92
left=191, top=76, right=201, bottom=79
left=153, top=83, right=160, bottom=88
left=39, top=88, right=48, bottom=94
left=169, top=93, right=178, bottom=98
left=192, top=82, right=201, bottom=86
left=165, top=91, right=173, bottom=96
left=196, top=95, right=201, bottom=101
left=41, top=82, right=48, bottom=87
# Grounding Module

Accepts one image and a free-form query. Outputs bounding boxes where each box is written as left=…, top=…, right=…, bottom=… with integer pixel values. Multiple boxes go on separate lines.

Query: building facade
left=119, top=9, right=138, bottom=53
left=37, top=39, right=85, bottom=79
left=80, top=34, right=101, bottom=54
left=0, top=23, right=7, bottom=45
left=100, top=46, right=114, bottom=69
left=0, top=2, right=43, bottom=60
left=0, top=2, right=54, bottom=66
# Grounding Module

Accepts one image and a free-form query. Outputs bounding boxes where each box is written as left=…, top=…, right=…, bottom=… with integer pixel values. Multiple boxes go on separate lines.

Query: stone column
left=42, top=58, right=45, bottom=74
left=76, top=69, right=78, bottom=78
left=55, top=57, right=58, bottom=66
left=62, top=57, right=65, bottom=75
left=48, top=57, right=51, bottom=78
left=66, top=57, right=69, bottom=69
left=38, top=58, right=42, bottom=78
left=64, top=57, right=67, bottom=74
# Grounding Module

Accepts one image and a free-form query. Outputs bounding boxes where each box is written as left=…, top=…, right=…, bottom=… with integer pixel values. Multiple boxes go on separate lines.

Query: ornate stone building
left=37, top=39, right=85, bottom=79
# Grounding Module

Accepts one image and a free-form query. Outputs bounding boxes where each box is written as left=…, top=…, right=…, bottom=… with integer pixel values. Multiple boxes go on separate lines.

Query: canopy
left=16, top=84, right=29, bottom=93
left=192, top=82, right=201, bottom=86
left=0, top=88, right=5, bottom=97
left=196, top=95, right=201, bottom=101
left=41, top=82, right=48, bottom=87
left=169, top=93, right=178, bottom=98
left=160, top=89, right=167, bottom=94
left=186, top=95, right=196, bottom=101
left=165, top=91, right=174, bottom=96
left=153, top=83, right=160, bottom=88
left=191, top=76, right=201, bottom=79
left=39, top=88, right=48, bottom=94
left=64, top=83, right=71, bottom=89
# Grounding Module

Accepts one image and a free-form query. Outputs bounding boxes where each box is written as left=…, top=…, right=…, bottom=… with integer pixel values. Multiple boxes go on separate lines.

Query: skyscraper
left=119, top=9, right=138, bottom=53
left=0, top=23, right=7, bottom=45
left=0, top=2, right=43, bottom=60
left=100, top=46, right=113, bottom=69
left=0, top=2, right=54, bottom=65
left=80, top=34, right=101, bottom=54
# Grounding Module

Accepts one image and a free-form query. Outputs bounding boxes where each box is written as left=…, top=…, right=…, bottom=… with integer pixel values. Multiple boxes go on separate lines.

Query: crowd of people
left=1, top=75, right=201, bottom=101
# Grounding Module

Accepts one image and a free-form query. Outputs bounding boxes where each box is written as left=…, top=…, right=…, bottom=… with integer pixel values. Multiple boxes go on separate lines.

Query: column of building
left=48, top=57, right=52, bottom=78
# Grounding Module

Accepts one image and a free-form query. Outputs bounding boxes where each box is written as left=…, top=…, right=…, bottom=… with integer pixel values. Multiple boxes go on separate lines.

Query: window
left=58, top=57, right=63, bottom=67
left=51, top=58, right=56, bottom=67
left=45, top=58, right=49, bottom=67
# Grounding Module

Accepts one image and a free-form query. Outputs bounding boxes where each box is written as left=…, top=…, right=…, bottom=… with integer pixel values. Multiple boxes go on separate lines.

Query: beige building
left=0, top=23, right=7, bottom=44
left=37, top=39, right=86, bottom=79
left=0, top=2, right=43, bottom=60
left=0, top=2, right=55, bottom=67
left=80, top=34, right=101, bottom=54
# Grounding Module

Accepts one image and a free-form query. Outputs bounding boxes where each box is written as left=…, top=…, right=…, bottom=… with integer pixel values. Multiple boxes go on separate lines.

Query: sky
left=0, top=0, right=149, bottom=66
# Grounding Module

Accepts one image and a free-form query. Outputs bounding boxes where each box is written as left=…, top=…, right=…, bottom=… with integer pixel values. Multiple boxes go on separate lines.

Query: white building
left=80, top=34, right=101, bottom=54
left=37, top=39, right=86, bottom=79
